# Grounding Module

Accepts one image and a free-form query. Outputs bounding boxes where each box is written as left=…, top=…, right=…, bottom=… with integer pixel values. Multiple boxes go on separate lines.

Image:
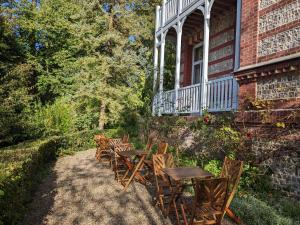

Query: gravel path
left=24, top=149, right=172, bottom=225
left=24, top=149, right=236, bottom=225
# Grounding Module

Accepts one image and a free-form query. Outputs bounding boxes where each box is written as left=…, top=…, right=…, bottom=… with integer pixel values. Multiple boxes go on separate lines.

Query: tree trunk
left=99, top=101, right=106, bottom=130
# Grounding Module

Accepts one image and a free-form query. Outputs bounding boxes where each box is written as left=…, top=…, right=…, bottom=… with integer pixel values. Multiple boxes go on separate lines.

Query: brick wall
left=240, top=0, right=300, bottom=67
left=240, top=0, right=260, bottom=67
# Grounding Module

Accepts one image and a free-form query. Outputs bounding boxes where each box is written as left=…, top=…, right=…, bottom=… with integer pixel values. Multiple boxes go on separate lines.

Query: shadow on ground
left=24, top=149, right=173, bottom=225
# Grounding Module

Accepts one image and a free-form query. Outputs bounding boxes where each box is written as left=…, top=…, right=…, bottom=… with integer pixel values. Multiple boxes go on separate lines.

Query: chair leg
left=225, top=207, right=241, bottom=224
left=173, top=198, right=180, bottom=225
left=180, top=203, right=188, bottom=225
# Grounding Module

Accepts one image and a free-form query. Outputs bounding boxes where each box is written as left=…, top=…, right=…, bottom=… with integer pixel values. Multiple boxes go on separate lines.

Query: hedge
left=0, top=129, right=99, bottom=225
left=231, top=195, right=300, bottom=225
left=0, top=137, right=63, bottom=224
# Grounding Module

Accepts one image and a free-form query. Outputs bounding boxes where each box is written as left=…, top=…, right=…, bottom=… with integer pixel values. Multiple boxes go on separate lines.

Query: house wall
left=180, top=8, right=236, bottom=87
left=236, top=0, right=300, bottom=111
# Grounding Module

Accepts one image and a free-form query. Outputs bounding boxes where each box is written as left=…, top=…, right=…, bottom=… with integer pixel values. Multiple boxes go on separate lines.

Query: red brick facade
left=235, top=0, right=300, bottom=123
left=239, top=0, right=259, bottom=67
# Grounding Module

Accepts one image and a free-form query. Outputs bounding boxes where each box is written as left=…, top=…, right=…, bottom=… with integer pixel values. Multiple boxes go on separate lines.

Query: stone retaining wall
left=147, top=116, right=300, bottom=198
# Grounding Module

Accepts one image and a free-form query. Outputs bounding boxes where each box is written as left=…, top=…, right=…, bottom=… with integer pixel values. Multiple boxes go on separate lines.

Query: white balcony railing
left=156, top=0, right=203, bottom=30
left=153, top=75, right=239, bottom=115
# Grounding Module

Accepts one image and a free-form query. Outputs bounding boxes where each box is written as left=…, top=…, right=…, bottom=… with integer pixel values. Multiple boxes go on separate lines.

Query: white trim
left=234, top=0, right=242, bottom=71
left=192, top=42, right=204, bottom=84
left=155, top=0, right=205, bottom=36
left=237, top=53, right=300, bottom=72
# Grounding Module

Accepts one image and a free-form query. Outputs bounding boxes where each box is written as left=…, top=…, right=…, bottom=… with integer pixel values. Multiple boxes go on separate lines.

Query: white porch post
left=158, top=32, right=166, bottom=116
left=153, top=6, right=160, bottom=92
left=153, top=6, right=160, bottom=116
left=174, top=19, right=184, bottom=114
left=200, top=0, right=212, bottom=115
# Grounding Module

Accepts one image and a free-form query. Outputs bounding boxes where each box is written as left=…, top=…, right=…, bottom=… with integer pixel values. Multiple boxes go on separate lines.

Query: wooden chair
left=113, top=143, right=133, bottom=182
left=95, top=135, right=111, bottom=165
left=180, top=177, right=229, bottom=225
left=109, top=134, right=130, bottom=169
left=143, top=141, right=169, bottom=169
left=153, top=154, right=179, bottom=217
left=220, top=157, right=243, bottom=224
left=122, top=133, right=129, bottom=143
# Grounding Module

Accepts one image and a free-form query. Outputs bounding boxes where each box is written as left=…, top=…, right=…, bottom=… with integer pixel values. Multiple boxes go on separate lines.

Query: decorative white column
left=153, top=6, right=160, bottom=92
left=178, top=0, right=182, bottom=14
left=152, top=7, right=161, bottom=116
left=200, top=0, right=212, bottom=115
left=158, top=32, right=166, bottom=116
left=174, top=19, right=185, bottom=114
left=162, top=0, right=166, bottom=27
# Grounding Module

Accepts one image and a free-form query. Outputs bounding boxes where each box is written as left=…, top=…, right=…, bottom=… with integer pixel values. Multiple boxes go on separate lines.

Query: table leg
left=123, top=155, right=146, bottom=192
left=120, top=157, right=134, bottom=185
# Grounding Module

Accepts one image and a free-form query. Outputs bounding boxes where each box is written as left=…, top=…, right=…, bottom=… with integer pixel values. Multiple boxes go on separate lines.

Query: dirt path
left=24, top=149, right=235, bottom=225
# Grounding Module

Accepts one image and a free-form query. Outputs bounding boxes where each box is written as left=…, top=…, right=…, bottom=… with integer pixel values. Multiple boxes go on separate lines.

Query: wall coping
left=235, top=53, right=300, bottom=74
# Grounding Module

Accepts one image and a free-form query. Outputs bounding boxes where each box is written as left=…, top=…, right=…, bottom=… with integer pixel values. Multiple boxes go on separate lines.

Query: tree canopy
left=0, top=0, right=161, bottom=145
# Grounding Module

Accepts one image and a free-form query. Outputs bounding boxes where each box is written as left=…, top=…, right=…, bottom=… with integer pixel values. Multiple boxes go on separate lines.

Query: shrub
left=231, top=195, right=298, bottom=225
left=31, top=98, right=76, bottom=136
left=203, top=159, right=222, bottom=176
left=57, top=129, right=100, bottom=155
left=0, top=137, right=63, bottom=224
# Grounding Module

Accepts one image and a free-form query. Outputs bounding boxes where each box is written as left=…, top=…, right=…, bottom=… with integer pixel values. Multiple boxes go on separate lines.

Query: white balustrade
left=182, top=0, right=196, bottom=10
left=178, top=83, right=201, bottom=113
left=156, top=0, right=199, bottom=29
left=158, top=8, right=162, bottom=28
left=162, top=90, right=176, bottom=114
left=206, top=76, right=239, bottom=112
left=153, top=76, right=238, bottom=115
left=165, top=0, right=178, bottom=23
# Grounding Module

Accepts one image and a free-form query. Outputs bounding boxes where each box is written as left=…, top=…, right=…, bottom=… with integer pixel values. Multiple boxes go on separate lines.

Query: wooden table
left=118, top=150, right=148, bottom=191
left=163, top=167, right=212, bottom=181
left=162, top=167, right=213, bottom=217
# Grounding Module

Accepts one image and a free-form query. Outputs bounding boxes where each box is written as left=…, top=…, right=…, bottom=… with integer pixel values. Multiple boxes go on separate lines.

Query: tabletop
left=118, top=150, right=148, bottom=158
left=162, top=167, right=213, bottom=181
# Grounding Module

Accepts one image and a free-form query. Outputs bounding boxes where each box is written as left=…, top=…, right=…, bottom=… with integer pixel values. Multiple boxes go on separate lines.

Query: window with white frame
left=192, top=43, right=203, bottom=84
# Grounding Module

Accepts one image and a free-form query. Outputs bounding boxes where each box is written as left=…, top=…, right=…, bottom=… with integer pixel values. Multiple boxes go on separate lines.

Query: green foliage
left=203, top=160, right=222, bottom=176
left=0, top=137, right=63, bottom=224
left=0, top=0, right=157, bottom=145
left=31, top=98, right=76, bottom=136
left=231, top=195, right=299, bottom=225
left=0, top=129, right=100, bottom=224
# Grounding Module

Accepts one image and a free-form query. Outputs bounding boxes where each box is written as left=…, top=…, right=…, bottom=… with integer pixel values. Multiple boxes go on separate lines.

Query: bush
left=0, top=137, right=63, bottom=225
left=231, top=195, right=299, bottom=225
left=31, top=98, right=76, bottom=136
left=0, top=129, right=101, bottom=224
left=57, top=129, right=100, bottom=155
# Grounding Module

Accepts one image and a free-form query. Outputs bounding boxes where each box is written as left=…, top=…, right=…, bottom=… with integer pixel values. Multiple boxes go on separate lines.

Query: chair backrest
left=122, top=134, right=129, bottom=143
left=145, top=137, right=154, bottom=156
left=220, top=157, right=243, bottom=209
left=193, top=178, right=229, bottom=224
left=157, top=142, right=168, bottom=154
left=95, top=134, right=105, bottom=146
left=95, top=134, right=105, bottom=140
left=96, top=136, right=110, bottom=150
left=114, top=143, right=133, bottom=153
left=152, top=154, right=175, bottom=182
